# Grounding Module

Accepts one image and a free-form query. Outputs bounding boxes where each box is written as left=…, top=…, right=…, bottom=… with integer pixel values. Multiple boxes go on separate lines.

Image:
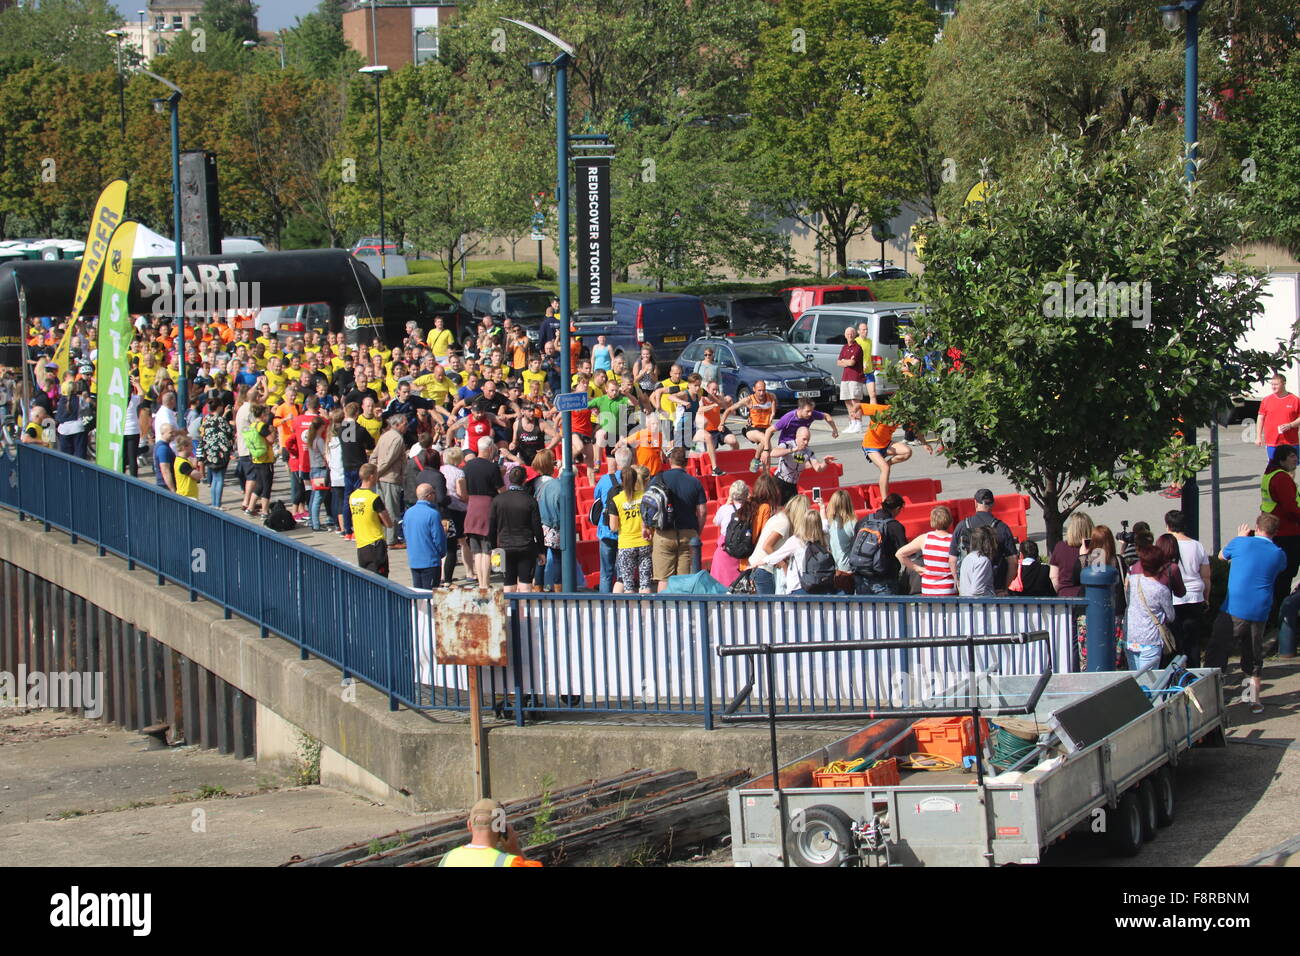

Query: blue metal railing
left=0, top=443, right=1091, bottom=727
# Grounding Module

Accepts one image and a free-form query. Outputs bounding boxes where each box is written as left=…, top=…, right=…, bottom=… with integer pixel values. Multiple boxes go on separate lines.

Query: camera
left=1115, top=519, right=1135, bottom=546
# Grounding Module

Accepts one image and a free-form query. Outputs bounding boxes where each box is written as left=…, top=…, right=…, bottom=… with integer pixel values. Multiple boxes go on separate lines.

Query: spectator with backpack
left=711, top=481, right=751, bottom=588
left=608, top=465, right=654, bottom=593
left=751, top=510, right=836, bottom=595
left=646, top=446, right=708, bottom=591
left=241, top=404, right=276, bottom=517
left=593, top=446, right=632, bottom=592
left=948, top=489, right=1020, bottom=591
left=849, top=493, right=908, bottom=595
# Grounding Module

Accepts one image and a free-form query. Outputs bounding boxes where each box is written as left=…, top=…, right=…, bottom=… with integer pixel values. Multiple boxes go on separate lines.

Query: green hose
left=991, top=727, right=1036, bottom=771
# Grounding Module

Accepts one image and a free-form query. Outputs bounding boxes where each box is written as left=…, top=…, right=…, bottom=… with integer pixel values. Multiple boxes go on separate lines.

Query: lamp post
left=137, top=9, right=146, bottom=61
left=1159, top=0, right=1216, bottom=550
left=503, top=17, right=578, bottom=592
left=364, top=0, right=379, bottom=67
left=140, top=69, right=186, bottom=405
left=105, top=29, right=126, bottom=137
left=359, top=65, right=390, bottom=281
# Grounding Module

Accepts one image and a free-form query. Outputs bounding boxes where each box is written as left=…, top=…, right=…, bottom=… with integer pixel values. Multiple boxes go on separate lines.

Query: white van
left=1226, top=271, right=1299, bottom=422
left=786, top=301, right=922, bottom=396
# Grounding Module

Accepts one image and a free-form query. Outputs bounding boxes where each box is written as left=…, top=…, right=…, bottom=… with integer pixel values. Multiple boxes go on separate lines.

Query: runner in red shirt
left=290, top=397, right=324, bottom=517
left=1257, top=373, right=1300, bottom=463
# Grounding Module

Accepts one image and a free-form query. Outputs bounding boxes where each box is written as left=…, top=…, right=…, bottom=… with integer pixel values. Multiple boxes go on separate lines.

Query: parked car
left=701, top=294, right=794, bottom=337
left=677, top=334, right=838, bottom=414
left=832, top=263, right=912, bottom=281
left=382, top=287, right=472, bottom=346
left=572, top=292, right=709, bottom=367
left=786, top=301, right=922, bottom=397
left=351, top=236, right=399, bottom=257
left=459, top=284, right=553, bottom=339
left=782, top=284, right=876, bottom=321
left=353, top=248, right=408, bottom=279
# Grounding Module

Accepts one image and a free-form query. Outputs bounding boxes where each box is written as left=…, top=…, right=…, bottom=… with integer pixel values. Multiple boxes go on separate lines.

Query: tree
left=745, top=0, right=941, bottom=270
left=150, top=27, right=260, bottom=73
left=0, top=0, right=120, bottom=71
left=612, top=124, right=790, bottom=289
left=198, top=0, right=259, bottom=44
left=1224, top=47, right=1300, bottom=257
left=283, top=0, right=361, bottom=80
left=888, top=128, right=1285, bottom=546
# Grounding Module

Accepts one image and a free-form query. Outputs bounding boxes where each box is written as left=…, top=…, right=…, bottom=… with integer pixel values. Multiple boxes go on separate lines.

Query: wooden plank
left=112, top=617, right=126, bottom=727
left=181, top=657, right=199, bottom=747
left=97, top=607, right=113, bottom=725
left=215, top=680, right=232, bottom=755
left=198, top=669, right=216, bottom=749
left=163, top=646, right=183, bottom=746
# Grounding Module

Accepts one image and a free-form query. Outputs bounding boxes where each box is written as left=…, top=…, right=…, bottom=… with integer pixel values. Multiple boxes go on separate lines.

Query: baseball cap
left=469, top=797, right=503, bottom=828
left=974, top=488, right=995, bottom=505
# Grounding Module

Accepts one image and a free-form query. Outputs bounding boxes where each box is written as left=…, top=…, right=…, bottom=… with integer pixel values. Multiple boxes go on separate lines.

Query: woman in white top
left=749, top=493, right=812, bottom=594
left=327, top=408, right=346, bottom=534
left=122, top=385, right=143, bottom=478
left=1167, top=512, right=1211, bottom=666
left=441, top=445, right=471, bottom=580
left=752, top=510, right=827, bottom=595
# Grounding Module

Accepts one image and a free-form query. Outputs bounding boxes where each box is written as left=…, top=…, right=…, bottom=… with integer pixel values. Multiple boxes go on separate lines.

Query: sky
left=250, top=0, right=325, bottom=31
left=253, top=0, right=323, bottom=31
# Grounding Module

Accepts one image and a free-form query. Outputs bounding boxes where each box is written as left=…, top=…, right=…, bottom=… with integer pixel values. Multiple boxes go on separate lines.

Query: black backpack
left=849, top=513, right=891, bottom=576
left=264, top=501, right=297, bottom=532
left=588, top=495, right=606, bottom=529
left=799, top=541, right=837, bottom=594
left=722, top=505, right=755, bottom=559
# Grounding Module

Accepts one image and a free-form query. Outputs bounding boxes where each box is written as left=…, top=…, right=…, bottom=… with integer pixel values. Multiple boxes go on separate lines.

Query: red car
left=781, top=284, right=876, bottom=320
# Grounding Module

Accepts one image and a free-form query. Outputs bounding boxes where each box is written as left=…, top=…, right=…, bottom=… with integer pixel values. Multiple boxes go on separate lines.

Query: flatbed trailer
left=722, top=634, right=1226, bottom=867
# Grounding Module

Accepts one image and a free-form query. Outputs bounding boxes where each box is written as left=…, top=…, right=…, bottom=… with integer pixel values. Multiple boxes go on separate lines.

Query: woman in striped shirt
left=896, top=504, right=956, bottom=596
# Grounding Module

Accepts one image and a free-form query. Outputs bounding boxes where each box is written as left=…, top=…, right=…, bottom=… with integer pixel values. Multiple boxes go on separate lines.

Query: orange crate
left=913, top=717, right=988, bottom=762
left=813, top=757, right=900, bottom=788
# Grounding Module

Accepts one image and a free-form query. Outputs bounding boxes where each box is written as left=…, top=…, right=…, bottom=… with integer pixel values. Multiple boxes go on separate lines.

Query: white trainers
left=845, top=420, right=861, bottom=434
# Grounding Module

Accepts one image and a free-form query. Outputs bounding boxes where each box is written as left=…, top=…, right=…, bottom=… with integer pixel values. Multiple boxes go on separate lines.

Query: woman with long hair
left=821, top=489, right=858, bottom=594
left=752, top=510, right=828, bottom=595
left=897, top=504, right=956, bottom=596
left=327, top=408, right=346, bottom=533
left=608, top=465, right=653, bottom=593
left=750, top=493, right=813, bottom=595
left=958, top=525, right=999, bottom=596
left=1050, top=511, right=1094, bottom=597
left=711, top=480, right=751, bottom=588
left=1125, top=545, right=1175, bottom=674
left=743, top=473, right=786, bottom=595
left=306, top=414, right=332, bottom=532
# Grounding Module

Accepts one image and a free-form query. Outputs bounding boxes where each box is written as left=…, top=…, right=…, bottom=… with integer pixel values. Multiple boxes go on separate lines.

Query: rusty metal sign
left=433, top=587, right=508, bottom=666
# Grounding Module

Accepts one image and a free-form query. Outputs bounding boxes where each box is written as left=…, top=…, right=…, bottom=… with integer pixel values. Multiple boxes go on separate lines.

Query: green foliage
left=198, top=0, right=260, bottom=44
left=745, top=0, right=940, bottom=269
left=1225, top=48, right=1300, bottom=257
left=151, top=27, right=259, bottom=73
left=284, top=0, right=362, bottom=80
left=0, top=0, right=119, bottom=71
left=193, top=784, right=227, bottom=799
left=367, top=832, right=410, bottom=856
left=281, top=213, right=331, bottom=249
left=526, top=772, right=558, bottom=847
left=890, top=127, right=1285, bottom=544
left=294, top=731, right=322, bottom=786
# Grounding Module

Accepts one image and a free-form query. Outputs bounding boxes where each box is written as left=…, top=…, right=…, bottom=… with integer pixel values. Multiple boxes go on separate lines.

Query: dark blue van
left=572, top=293, right=708, bottom=368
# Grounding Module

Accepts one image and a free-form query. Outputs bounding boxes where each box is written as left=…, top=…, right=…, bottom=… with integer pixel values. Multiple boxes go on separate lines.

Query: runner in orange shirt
left=625, top=412, right=666, bottom=476
left=860, top=402, right=912, bottom=498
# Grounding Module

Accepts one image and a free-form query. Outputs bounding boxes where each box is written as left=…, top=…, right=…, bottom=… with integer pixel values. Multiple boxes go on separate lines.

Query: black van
left=572, top=292, right=708, bottom=366
left=701, top=294, right=794, bottom=337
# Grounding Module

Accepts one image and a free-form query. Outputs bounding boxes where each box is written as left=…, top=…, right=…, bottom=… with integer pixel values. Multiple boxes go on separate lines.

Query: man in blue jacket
left=1207, top=512, right=1286, bottom=715
left=592, top=446, right=632, bottom=592
left=404, top=483, right=448, bottom=590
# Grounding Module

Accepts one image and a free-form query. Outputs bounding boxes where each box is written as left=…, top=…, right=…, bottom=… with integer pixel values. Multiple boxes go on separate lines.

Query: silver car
left=786, top=301, right=922, bottom=396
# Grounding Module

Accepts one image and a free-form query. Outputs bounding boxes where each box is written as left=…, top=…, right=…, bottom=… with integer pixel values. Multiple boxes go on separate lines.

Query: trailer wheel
left=1152, top=767, right=1175, bottom=827
left=1106, top=791, right=1144, bottom=858
left=786, top=805, right=855, bottom=867
left=1137, top=781, right=1159, bottom=842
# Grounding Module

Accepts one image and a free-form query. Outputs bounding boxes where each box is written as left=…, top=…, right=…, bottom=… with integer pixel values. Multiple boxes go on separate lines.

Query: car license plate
left=663, top=335, right=686, bottom=343
left=796, top=390, right=819, bottom=398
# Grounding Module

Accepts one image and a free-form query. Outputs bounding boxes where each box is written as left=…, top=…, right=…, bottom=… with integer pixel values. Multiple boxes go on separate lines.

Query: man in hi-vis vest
left=439, top=799, right=541, bottom=867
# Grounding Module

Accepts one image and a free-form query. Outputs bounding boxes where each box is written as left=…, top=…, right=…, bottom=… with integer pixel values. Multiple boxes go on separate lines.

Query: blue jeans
left=854, top=575, right=899, bottom=596
left=209, top=467, right=226, bottom=508
left=342, top=469, right=360, bottom=533
left=545, top=546, right=562, bottom=588
left=289, top=467, right=303, bottom=508
left=1279, top=590, right=1300, bottom=656
left=1126, top=643, right=1162, bottom=673
left=752, top=568, right=776, bottom=595
left=599, top=537, right=618, bottom=592
left=309, top=467, right=328, bottom=530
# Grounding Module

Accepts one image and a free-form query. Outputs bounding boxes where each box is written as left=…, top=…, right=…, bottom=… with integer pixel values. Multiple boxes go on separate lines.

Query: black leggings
left=444, top=508, right=464, bottom=582
left=123, top=434, right=140, bottom=477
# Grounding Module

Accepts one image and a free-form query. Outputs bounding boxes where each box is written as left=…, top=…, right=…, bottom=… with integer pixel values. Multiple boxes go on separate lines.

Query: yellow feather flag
left=52, top=179, right=129, bottom=380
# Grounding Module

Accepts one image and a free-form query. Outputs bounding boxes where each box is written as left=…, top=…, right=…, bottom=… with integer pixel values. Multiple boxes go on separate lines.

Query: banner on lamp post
left=573, top=156, right=613, bottom=317
left=95, top=220, right=139, bottom=472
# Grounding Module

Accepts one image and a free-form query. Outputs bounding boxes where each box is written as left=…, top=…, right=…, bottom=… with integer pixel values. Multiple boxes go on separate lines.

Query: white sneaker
left=845, top=420, right=861, bottom=434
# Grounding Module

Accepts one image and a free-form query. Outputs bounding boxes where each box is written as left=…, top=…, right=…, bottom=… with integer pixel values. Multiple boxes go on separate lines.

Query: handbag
left=729, top=569, right=757, bottom=595
left=543, top=524, right=561, bottom=550
left=1134, top=575, right=1176, bottom=653
left=1008, top=559, right=1025, bottom=593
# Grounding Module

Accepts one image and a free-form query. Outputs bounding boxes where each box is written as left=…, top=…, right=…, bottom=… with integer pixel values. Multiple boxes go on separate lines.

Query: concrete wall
left=0, top=510, right=843, bottom=811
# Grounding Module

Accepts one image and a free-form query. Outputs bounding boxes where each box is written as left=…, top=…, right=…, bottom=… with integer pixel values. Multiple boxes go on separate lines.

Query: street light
left=1157, top=0, right=1217, bottom=550
left=137, top=9, right=146, bottom=61
left=502, top=16, right=579, bottom=593
left=139, top=69, right=186, bottom=406
left=358, top=64, right=390, bottom=281
left=105, top=29, right=126, bottom=137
